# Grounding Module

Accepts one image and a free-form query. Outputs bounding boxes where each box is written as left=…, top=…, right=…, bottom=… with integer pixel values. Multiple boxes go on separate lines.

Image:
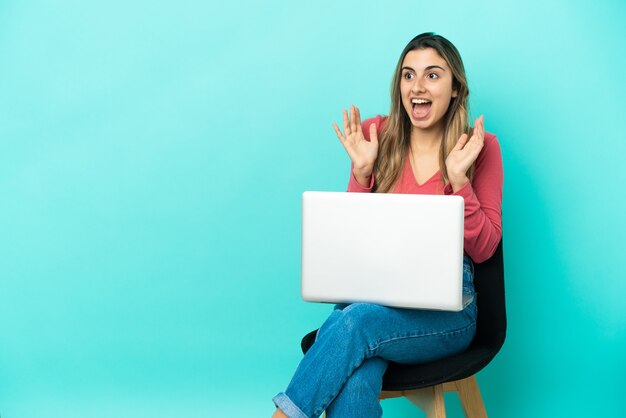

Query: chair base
left=379, top=375, right=487, bottom=418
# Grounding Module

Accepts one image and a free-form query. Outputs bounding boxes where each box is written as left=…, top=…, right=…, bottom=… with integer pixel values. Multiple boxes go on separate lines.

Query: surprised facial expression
left=400, top=48, right=458, bottom=133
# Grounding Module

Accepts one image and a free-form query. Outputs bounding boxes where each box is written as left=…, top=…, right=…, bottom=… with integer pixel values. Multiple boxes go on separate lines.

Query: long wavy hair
left=373, top=33, right=474, bottom=193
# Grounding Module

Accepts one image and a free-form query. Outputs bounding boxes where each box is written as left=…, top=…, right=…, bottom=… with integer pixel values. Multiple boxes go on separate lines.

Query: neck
left=409, top=124, right=444, bottom=153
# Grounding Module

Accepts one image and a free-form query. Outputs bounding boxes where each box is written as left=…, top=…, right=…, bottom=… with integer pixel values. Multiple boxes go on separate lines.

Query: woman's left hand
left=445, top=115, right=485, bottom=191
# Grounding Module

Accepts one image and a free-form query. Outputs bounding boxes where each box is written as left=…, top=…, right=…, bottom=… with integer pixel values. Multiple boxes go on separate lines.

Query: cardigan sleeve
left=346, top=115, right=386, bottom=192
left=444, top=132, right=503, bottom=263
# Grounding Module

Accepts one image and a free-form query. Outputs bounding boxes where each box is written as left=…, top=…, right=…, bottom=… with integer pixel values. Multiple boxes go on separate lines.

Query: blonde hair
left=374, top=33, right=474, bottom=193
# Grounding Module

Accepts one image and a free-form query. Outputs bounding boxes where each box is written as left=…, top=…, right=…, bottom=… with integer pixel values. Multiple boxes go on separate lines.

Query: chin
left=410, top=118, right=433, bottom=129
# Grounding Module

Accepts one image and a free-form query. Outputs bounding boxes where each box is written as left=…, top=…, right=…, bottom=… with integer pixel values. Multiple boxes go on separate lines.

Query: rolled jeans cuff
left=273, top=392, right=308, bottom=418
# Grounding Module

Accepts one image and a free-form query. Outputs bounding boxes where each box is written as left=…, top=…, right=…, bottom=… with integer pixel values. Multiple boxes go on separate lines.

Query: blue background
left=1, top=0, right=625, bottom=416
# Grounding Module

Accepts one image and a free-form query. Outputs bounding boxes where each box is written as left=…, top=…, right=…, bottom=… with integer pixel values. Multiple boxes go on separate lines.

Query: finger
left=475, top=115, right=485, bottom=141
left=349, top=104, right=357, bottom=134
left=332, top=123, right=345, bottom=143
left=452, top=133, right=469, bottom=151
left=343, top=109, right=351, bottom=135
left=469, top=116, right=484, bottom=150
left=466, top=116, right=482, bottom=143
left=467, top=117, right=485, bottom=154
left=480, top=115, right=485, bottom=141
left=369, top=123, right=379, bottom=144
left=355, top=106, right=363, bottom=134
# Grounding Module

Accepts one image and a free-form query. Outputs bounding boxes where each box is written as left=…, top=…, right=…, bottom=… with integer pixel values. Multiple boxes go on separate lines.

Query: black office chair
left=301, top=241, right=506, bottom=417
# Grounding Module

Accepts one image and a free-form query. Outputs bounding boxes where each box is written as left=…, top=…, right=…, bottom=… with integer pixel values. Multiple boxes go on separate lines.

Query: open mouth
left=411, top=98, right=432, bottom=119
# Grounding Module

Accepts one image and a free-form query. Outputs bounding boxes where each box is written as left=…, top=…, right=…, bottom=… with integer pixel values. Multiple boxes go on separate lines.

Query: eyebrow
left=401, top=65, right=447, bottom=72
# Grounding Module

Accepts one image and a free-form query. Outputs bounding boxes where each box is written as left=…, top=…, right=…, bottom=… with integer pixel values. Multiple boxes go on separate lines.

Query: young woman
left=272, top=32, right=503, bottom=418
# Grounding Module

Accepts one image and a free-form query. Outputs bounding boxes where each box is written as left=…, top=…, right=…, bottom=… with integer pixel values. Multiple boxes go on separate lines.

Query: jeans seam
left=367, top=320, right=477, bottom=354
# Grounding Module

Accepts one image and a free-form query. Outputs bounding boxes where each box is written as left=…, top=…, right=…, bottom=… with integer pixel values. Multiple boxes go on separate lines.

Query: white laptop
left=301, top=191, right=466, bottom=311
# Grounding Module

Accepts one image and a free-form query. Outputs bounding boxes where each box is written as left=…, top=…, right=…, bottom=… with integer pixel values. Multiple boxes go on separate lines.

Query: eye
left=403, top=72, right=414, bottom=80
left=427, top=72, right=439, bottom=79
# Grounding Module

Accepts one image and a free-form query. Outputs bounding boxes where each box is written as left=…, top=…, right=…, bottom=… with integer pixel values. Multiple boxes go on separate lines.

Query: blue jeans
left=273, top=257, right=477, bottom=418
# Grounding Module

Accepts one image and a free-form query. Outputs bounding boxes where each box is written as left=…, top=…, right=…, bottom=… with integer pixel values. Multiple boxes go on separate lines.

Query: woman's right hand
left=332, top=105, right=379, bottom=184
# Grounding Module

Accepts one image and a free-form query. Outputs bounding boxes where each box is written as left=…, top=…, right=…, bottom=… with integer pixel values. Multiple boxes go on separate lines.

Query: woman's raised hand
left=332, top=105, right=379, bottom=183
left=445, top=115, right=485, bottom=191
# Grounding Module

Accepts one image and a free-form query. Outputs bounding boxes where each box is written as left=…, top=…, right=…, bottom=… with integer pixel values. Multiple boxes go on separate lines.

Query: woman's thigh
left=333, top=301, right=477, bottom=365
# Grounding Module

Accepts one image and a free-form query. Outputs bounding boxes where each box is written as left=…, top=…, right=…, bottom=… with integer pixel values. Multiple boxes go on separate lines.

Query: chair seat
left=301, top=329, right=503, bottom=391
left=381, top=344, right=498, bottom=391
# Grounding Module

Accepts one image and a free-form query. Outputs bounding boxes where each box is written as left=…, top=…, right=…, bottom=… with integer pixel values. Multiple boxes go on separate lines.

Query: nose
left=411, top=77, right=425, bottom=93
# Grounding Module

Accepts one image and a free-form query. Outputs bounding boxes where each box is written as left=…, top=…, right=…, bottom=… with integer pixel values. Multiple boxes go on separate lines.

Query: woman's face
left=399, top=48, right=458, bottom=133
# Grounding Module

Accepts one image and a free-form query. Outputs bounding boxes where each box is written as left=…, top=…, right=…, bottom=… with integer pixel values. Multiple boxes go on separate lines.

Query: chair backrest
left=472, top=240, right=506, bottom=350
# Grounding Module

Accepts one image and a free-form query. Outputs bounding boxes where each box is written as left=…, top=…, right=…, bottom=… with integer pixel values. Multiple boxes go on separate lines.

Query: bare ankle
left=272, top=407, right=288, bottom=418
